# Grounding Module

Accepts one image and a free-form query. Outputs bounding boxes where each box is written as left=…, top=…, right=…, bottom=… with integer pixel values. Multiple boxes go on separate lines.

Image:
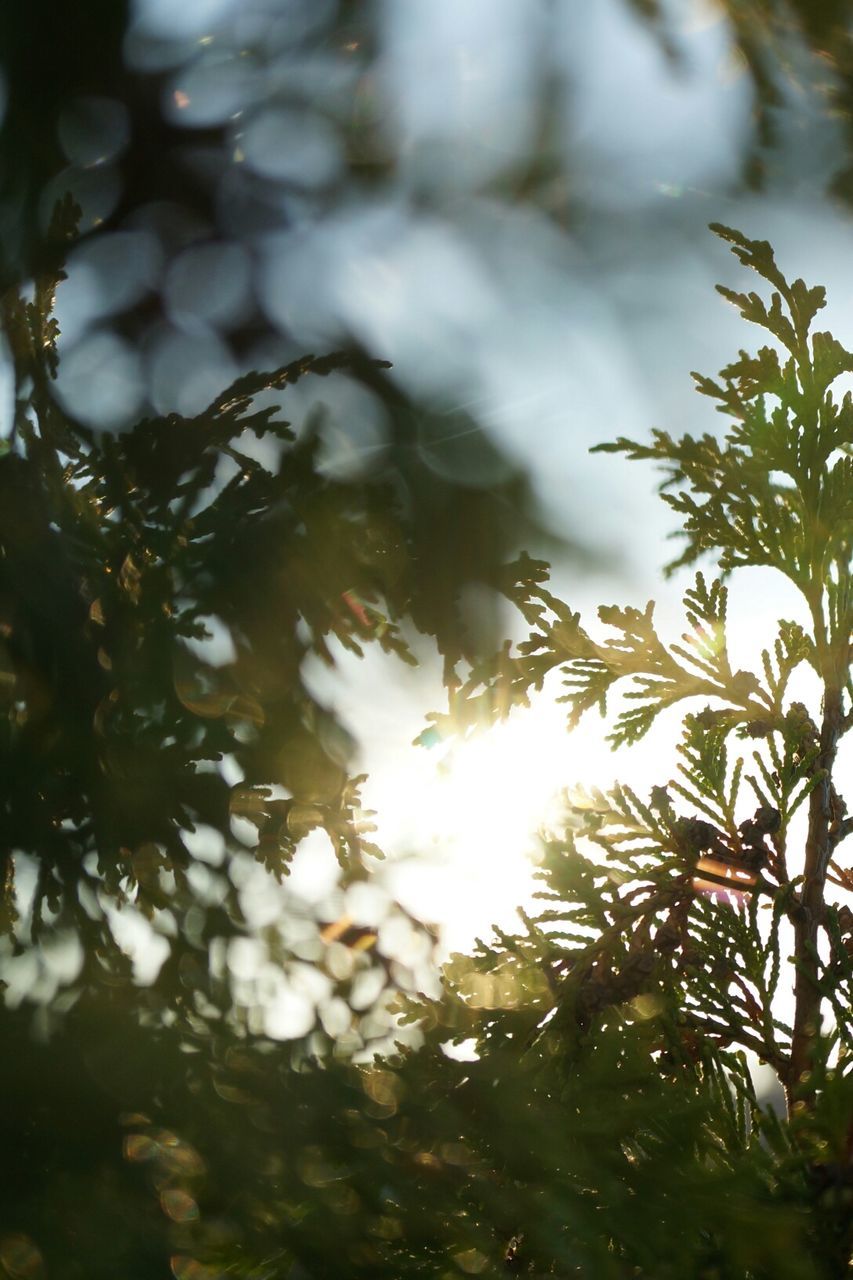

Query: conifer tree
left=0, top=199, right=540, bottom=1275
left=2, top=208, right=852, bottom=1279
left=410, top=222, right=853, bottom=1278
left=0, top=195, right=534, bottom=1009
left=100, top=223, right=851, bottom=1280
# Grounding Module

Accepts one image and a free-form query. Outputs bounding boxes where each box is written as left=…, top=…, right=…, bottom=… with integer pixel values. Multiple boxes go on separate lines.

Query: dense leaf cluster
left=0, top=197, right=537, bottom=1049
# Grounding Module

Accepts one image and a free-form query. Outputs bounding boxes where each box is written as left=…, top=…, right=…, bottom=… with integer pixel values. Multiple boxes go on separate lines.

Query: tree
left=108, top=220, right=850, bottom=1279
left=2, top=213, right=852, bottom=1277
left=398, top=221, right=853, bottom=1277
left=0, top=197, right=544, bottom=1275
left=0, top=192, right=541, bottom=981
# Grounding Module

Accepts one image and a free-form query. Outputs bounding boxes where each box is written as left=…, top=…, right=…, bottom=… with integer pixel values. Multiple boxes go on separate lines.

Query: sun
left=368, top=691, right=634, bottom=954
left=309, top=641, right=678, bottom=957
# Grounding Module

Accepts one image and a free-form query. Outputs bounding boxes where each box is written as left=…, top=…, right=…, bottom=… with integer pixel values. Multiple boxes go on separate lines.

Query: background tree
left=0, top=198, right=545, bottom=1273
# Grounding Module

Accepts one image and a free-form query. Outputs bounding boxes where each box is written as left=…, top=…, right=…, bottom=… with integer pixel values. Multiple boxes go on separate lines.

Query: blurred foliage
left=728, top=0, right=853, bottom=199
left=8, top=0, right=853, bottom=290
left=0, top=983, right=833, bottom=1280
left=631, top=0, right=853, bottom=196
left=6, top=0, right=853, bottom=287
left=0, top=0, right=130, bottom=286
left=0, top=195, right=550, bottom=1265
left=0, top=194, right=545, bottom=1023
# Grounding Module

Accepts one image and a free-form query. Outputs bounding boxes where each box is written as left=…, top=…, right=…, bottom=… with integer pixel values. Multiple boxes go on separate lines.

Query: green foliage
left=598, top=226, right=853, bottom=597
left=0, top=198, right=544, bottom=1068
left=414, top=223, right=853, bottom=1277
left=0, top=203, right=388, bottom=965
left=2, top=215, right=853, bottom=1279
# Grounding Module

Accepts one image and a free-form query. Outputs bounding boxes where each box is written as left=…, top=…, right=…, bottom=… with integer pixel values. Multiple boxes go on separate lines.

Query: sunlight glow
left=315, top=567, right=836, bottom=966
left=373, top=693, right=635, bottom=955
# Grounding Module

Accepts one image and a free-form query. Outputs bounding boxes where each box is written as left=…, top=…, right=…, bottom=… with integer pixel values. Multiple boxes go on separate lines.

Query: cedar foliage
left=0, top=193, right=422, bottom=1047
left=1, top=217, right=852, bottom=1279
left=0, top=195, right=532, bottom=1023
left=409, top=222, right=853, bottom=1278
